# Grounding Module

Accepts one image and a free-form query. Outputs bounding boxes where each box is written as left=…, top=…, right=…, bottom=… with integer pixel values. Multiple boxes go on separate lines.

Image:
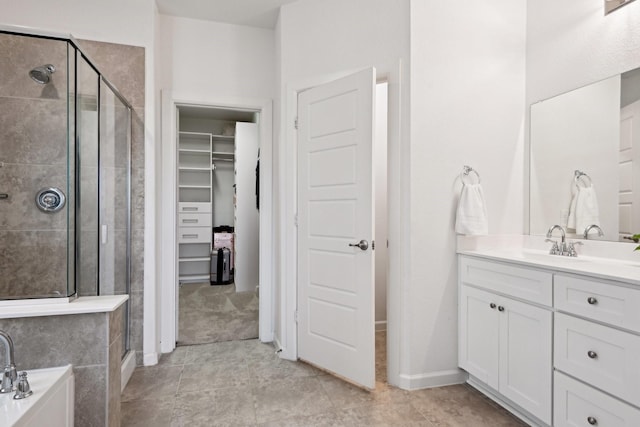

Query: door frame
left=160, top=90, right=274, bottom=353
left=279, top=62, right=407, bottom=388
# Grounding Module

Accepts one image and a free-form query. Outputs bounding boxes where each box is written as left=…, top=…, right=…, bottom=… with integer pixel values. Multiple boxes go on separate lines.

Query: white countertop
left=457, top=235, right=640, bottom=286
left=0, top=295, right=129, bottom=319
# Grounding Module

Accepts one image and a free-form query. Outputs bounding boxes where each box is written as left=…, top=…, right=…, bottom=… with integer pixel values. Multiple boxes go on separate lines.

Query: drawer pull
left=489, top=303, right=496, bottom=309
left=183, top=207, right=198, bottom=211
left=182, top=219, right=198, bottom=224
left=182, top=234, right=198, bottom=239
left=498, top=306, right=505, bottom=312
left=587, top=297, right=598, bottom=305
left=587, top=350, right=598, bottom=359
left=587, top=416, right=597, bottom=425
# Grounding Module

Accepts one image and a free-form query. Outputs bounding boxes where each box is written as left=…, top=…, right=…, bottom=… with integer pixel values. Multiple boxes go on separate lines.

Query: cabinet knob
left=587, top=416, right=597, bottom=425
left=587, top=297, right=598, bottom=305
left=497, top=306, right=505, bottom=312
left=587, top=350, right=598, bottom=359
left=489, top=303, right=496, bottom=309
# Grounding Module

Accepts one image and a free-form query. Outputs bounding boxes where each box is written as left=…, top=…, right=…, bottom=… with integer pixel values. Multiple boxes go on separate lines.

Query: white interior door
left=619, top=100, right=640, bottom=240
left=234, top=122, right=260, bottom=293
left=297, top=68, right=376, bottom=389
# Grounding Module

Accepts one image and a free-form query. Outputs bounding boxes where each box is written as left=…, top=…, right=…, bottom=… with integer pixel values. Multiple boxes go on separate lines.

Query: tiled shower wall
left=0, top=34, right=70, bottom=298
left=78, top=39, right=146, bottom=364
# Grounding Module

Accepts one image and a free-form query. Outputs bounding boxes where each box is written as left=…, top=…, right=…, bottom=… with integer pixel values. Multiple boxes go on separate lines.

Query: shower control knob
left=36, top=188, right=66, bottom=213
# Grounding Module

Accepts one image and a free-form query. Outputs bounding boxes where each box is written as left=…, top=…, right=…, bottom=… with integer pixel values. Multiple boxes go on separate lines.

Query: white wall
left=408, top=0, right=526, bottom=387
left=375, top=83, right=388, bottom=326
left=527, top=0, right=640, bottom=106
left=530, top=76, right=620, bottom=238
left=157, top=15, right=275, bottom=100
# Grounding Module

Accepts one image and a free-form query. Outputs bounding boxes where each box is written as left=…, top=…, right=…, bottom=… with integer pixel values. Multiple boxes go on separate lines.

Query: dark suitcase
left=210, top=247, right=231, bottom=285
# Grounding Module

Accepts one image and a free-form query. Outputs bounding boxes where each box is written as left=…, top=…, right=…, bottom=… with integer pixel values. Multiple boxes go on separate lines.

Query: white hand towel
left=575, top=186, right=600, bottom=235
left=567, top=185, right=578, bottom=231
left=455, top=183, right=488, bottom=235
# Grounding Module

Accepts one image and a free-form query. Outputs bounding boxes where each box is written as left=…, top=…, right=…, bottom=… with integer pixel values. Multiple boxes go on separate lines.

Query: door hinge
left=372, top=240, right=375, bottom=250
left=294, top=117, right=299, bottom=130
left=294, top=213, right=298, bottom=227
left=294, top=310, right=299, bottom=323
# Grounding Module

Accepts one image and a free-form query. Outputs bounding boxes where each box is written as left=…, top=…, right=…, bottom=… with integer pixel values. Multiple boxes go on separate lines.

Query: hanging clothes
left=255, top=149, right=260, bottom=210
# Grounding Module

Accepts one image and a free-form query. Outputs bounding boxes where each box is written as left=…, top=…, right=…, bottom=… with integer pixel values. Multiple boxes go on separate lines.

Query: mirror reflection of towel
left=576, top=186, right=600, bottom=234
left=455, top=184, right=488, bottom=235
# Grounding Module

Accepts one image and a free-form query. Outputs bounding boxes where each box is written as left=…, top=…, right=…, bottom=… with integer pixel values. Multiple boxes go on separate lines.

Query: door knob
left=348, top=240, right=369, bottom=251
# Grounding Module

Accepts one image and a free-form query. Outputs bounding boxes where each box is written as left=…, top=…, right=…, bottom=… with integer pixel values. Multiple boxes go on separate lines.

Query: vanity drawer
left=554, top=371, right=640, bottom=427
left=554, top=313, right=640, bottom=406
left=178, top=202, right=211, bottom=214
left=178, top=227, right=211, bottom=243
left=459, top=256, right=552, bottom=306
left=178, top=213, right=211, bottom=228
left=555, top=274, right=640, bottom=333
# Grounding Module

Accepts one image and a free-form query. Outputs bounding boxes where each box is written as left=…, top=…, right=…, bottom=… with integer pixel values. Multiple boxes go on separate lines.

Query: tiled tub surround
left=457, top=235, right=640, bottom=426
left=0, top=296, right=127, bottom=426
left=0, top=33, right=70, bottom=298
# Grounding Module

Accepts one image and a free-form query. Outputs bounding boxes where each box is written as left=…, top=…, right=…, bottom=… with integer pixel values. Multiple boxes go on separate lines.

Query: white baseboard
left=375, top=320, right=387, bottom=331
left=397, top=368, right=467, bottom=390
left=121, top=351, right=136, bottom=393
left=143, top=351, right=159, bottom=366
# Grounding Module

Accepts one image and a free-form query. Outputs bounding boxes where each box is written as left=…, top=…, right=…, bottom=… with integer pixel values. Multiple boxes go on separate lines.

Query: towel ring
left=574, top=170, right=592, bottom=188
left=461, top=165, right=481, bottom=185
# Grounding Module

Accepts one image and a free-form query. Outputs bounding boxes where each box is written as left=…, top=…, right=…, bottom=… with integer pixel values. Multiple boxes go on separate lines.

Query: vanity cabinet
left=553, top=273, right=640, bottom=427
left=459, top=253, right=640, bottom=427
left=459, top=257, right=553, bottom=424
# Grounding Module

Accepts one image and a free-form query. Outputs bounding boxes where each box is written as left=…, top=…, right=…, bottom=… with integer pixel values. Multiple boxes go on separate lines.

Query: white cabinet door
left=459, top=281, right=552, bottom=424
left=499, top=296, right=553, bottom=424
left=459, top=285, right=500, bottom=390
left=234, top=122, right=260, bottom=293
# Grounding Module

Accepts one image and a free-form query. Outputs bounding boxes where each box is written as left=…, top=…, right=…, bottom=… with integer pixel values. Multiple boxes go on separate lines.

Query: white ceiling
left=155, top=0, right=299, bottom=29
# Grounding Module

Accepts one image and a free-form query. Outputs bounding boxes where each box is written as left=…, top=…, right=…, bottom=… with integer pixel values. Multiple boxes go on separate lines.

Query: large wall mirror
left=530, top=66, right=640, bottom=242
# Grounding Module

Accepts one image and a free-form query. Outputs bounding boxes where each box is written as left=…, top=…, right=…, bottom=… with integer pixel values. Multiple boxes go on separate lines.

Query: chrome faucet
left=583, top=224, right=604, bottom=239
left=0, top=330, right=17, bottom=393
left=546, top=225, right=567, bottom=254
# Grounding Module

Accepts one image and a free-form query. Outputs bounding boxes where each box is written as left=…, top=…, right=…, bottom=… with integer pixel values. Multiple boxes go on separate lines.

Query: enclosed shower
left=0, top=31, right=132, bottom=355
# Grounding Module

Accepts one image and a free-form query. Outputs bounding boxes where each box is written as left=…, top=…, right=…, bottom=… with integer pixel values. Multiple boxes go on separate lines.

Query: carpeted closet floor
left=178, top=282, right=259, bottom=345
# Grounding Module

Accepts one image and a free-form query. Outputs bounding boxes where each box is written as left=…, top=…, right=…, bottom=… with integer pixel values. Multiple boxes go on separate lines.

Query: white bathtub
left=0, top=365, right=73, bottom=427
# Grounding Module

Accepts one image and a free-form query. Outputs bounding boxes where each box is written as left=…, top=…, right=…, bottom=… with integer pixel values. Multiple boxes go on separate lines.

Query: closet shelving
left=211, top=135, right=235, bottom=164
left=178, top=131, right=213, bottom=283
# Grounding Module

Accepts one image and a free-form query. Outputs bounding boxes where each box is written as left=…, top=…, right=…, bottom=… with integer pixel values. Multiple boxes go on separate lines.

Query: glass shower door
left=99, top=79, right=131, bottom=356
left=0, top=33, right=73, bottom=299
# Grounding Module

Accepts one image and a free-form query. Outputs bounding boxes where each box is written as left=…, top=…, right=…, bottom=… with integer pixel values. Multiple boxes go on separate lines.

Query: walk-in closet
left=176, top=105, right=260, bottom=345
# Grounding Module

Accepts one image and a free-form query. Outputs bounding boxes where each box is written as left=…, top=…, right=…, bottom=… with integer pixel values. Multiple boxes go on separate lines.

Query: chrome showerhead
left=29, top=64, right=56, bottom=84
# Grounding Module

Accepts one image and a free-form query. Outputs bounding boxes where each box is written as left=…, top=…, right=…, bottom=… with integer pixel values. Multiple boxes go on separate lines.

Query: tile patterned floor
left=122, top=332, right=526, bottom=426
left=178, top=282, right=259, bottom=345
